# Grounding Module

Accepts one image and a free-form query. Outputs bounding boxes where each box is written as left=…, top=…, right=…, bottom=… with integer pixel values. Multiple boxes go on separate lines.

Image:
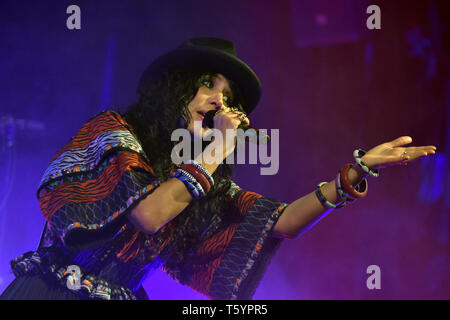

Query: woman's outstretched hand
left=361, top=136, right=437, bottom=170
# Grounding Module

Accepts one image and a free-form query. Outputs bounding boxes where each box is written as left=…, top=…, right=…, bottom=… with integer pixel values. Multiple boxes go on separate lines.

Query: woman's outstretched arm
left=272, top=136, right=437, bottom=239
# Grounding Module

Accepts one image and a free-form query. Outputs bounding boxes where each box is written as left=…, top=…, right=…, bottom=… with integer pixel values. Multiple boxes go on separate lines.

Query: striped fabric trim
left=230, top=203, right=287, bottom=299
left=207, top=196, right=288, bottom=300
left=50, top=110, right=130, bottom=160
left=39, top=151, right=154, bottom=221
left=40, top=129, right=144, bottom=187
left=227, top=181, right=242, bottom=198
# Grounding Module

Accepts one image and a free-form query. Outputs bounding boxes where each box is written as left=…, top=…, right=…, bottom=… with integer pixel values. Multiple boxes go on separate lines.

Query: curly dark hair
left=118, top=68, right=245, bottom=280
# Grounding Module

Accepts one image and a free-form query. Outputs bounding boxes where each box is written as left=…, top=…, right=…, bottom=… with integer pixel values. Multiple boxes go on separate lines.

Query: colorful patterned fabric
left=7, top=110, right=288, bottom=300
left=162, top=184, right=288, bottom=300
left=36, top=111, right=158, bottom=247
left=9, top=249, right=139, bottom=300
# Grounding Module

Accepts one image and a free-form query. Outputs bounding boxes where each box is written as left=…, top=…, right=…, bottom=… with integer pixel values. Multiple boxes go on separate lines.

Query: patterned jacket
left=10, top=110, right=288, bottom=300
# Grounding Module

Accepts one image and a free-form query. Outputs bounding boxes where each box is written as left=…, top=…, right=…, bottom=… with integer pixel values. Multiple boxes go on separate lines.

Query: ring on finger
left=402, top=151, right=408, bottom=165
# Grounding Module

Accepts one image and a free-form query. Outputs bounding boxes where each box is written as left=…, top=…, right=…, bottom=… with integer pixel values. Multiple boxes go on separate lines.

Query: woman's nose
left=211, top=101, right=222, bottom=109
left=209, top=93, right=224, bottom=109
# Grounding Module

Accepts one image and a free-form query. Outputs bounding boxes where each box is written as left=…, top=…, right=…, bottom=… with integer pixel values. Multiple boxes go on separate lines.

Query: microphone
left=203, top=110, right=270, bottom=145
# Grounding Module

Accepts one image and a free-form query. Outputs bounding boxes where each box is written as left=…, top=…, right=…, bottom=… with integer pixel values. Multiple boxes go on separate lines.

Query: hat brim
left=138, top=46, right=261, bottom=115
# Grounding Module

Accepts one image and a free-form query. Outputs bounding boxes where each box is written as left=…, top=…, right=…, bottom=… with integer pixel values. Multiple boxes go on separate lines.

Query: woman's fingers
left=386, top=136, right=413, bottom=148
left=232, top=110, right=250, bottom=126
left=401, top=146, right=437, bottom=164
left=405, top=146, right=436, bottom=157
left=363, top=136, right=437, bottom=169
left=387, top=137, right=436, bottom=157
left=221, top=107, right=249, bottom=126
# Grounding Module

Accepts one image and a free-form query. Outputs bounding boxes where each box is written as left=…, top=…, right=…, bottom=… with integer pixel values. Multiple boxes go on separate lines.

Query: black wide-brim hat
left=137, top=37, right=262, bottom=115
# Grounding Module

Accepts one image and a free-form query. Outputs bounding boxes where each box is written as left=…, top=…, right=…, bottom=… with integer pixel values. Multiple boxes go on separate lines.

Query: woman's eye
left=202, top=80, right=212, bottom=88
left=201, top=79, right=232, bottom=105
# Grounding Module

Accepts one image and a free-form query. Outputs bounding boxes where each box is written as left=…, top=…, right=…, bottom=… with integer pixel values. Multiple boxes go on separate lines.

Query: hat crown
left=179, top=37, right=236, bottom=56
left=138, top=37, right=261, bottom=114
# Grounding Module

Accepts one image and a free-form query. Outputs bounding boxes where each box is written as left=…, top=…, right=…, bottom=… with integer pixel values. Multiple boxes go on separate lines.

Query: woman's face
left=185, top=73, right=235, bottom=138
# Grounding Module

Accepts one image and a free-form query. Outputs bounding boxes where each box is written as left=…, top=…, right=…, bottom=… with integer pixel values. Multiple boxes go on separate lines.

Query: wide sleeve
left=161, top=181, right=288, bottom=300
left=36, top=110, right=160, bottom=250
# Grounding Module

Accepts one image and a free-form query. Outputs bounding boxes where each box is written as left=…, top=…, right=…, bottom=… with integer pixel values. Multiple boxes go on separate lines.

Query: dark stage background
left=0, top=0, right=448, bottom=299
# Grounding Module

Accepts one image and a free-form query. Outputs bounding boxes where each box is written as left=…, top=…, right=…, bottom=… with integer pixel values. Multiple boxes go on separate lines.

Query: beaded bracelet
left=174, top=172, right=201, bottom=199
left=171, top=169, right=205, bottom=199
left=339, top=163, right=368, bottom=199
left=186, top=159, right=214, bottom=187
left=178, top=168, right=206, bottom=197
left=315, top=182, right=347, bottom=209
left=353, top=149, right=379, bottom=178
left=180, top=163, right=212, bottom=193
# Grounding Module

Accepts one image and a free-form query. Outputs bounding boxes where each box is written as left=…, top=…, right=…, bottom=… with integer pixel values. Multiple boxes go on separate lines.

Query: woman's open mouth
left=197, top=111, right=205, bottom=120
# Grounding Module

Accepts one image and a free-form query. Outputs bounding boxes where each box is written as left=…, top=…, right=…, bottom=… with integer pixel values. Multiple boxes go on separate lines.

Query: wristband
left=353, top=149, right=379, bottom=178
left=180, top=163, right=211, bottom=193
left=171, top=168, right=205, bottom=199
left=186, top=159, right=214, bottom=187
left=315, top=182, right=347, bottom=209
left=339, top=163, right=368, bottom=199
left=335, top=172, right=356, bottom=203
